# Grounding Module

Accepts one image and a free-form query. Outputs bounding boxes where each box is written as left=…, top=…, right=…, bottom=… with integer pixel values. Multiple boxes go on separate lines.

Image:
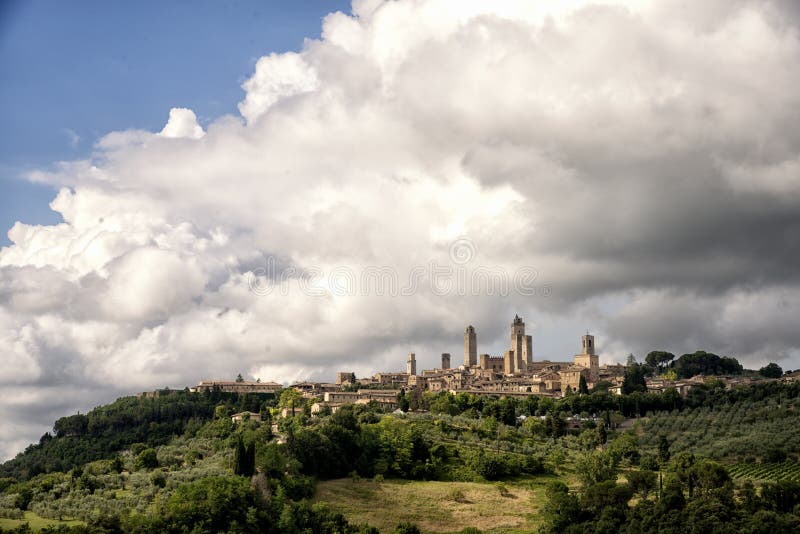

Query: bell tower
left=574, top=332, right=599, bottom=380
left=582, top=334, right=596, bottom=355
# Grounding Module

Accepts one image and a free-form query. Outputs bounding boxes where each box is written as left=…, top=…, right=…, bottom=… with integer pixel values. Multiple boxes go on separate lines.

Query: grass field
left=315, top=478, right=554, bottom=533
left=0, top=511, right=85, bottom=531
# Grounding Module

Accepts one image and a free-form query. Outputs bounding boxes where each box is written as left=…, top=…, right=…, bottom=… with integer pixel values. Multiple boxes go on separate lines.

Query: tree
left=759, top=363, right=783, bottom=379
left=673, top=351, right=743, bottom=378
left=153, top=476, right=258, bottom=532
left=233, top=437, right=243, bottom=474
left=764, top=447, right=787, bottom=464
left=279, top=388, right=305, bottom=416
left=575, top=451, right=618, bottom=487
left=597, top=423, right=607, bottom=445
left=549, top=414, right=566, bottom=438
left=135, top=448, right=159, bottom=470
left=397, top=389, right=410, bottom=413
left=646, top=351, right=675, bottom=373
left=579, top=374, right=589, bottom=395
left=657, top=477, right=686, bottom=513
left=394, top=523, right=422, bottom=534
left=760, top=480, right=800, bottom=513
left=540, top=481, right=582, bottom=531
left=53, top=413, right=89, bottom=437
left=690, top=460, right=731, bottom=497
left=658, top=435, right=671, bottom=465
left=627, top=469, right=657, bottom=498
left=581, top=479, right=633, bottom=515
left=622, top=363, right=647, bottom=394
left=244, top=442, right=256, bottom=477
left=110, top=456, right=124, bottom=474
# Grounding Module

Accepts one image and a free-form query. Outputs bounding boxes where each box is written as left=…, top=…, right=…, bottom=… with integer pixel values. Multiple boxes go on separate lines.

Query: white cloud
left=159, top=107, right=205, bottom=139
left=238, top=52, right=319, bottom=123
left=2, top=0, right=800, bottom=460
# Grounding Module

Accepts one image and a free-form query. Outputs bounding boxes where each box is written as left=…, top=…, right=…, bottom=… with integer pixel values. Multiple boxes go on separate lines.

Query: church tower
left=582, top=334, right=596, bottom=355
left=574, top=333, right=599, bottom=380
left=464, top=325, right=477, bottom=367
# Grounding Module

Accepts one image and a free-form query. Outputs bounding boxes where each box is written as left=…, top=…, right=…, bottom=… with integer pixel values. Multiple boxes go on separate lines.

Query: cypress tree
left=597, top=423, right=607, bottom=445
left=244, top=442, right=256, bottom=477
left=234, top=436, right=246, bottom=475
left=578, top=375, right=589, bottom=395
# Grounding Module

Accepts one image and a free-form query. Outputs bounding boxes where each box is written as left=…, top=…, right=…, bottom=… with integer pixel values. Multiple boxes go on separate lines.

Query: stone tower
left=582, top=334, right=596, bottom=355
left=464, top=325, right=477, bottom=367
left=441, top=353, right=451, bottom=370
left=407, top=353, right=417, bottom=376
left=574, top=333, right=599, bottom=380
left=508, top=314, right=532, bottom=373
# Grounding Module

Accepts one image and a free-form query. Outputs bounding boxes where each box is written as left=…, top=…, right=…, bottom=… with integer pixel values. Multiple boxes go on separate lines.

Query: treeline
left=541, top=454, right=800, bottom=533
left=642, top=350, right=744, bottom=378
left=0, top=475, right=381, bottom=534
left=0, top=389, right=278, bottom=481
left=415, top=379, right=800, bottom=421
left=278, top=404, right=546, bottom=482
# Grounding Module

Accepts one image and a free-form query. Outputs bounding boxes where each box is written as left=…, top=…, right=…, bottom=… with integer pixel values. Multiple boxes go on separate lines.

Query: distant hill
left=0, top=388, right=276, bottom=481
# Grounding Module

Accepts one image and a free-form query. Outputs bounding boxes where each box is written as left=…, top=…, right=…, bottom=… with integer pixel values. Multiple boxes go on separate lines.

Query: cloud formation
left=2, top=0, right=800, bottom=460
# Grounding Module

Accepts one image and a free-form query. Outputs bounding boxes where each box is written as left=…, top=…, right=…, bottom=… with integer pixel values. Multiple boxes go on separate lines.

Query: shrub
left=764, top=448, right=787, bottom=464
left=150, top=470, right=167, bottom=488
left=134, top=448, right=159, bottom=470
left=394, top=523, right=422, bottom=534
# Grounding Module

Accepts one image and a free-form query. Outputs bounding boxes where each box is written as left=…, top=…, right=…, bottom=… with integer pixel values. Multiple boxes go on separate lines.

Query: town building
left=231, top=411, right=262, bottom=423
left=192, top=380, right=282, bottom=394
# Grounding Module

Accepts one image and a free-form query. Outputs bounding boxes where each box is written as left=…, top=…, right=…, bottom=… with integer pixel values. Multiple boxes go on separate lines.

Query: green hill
left=1, top=381, right=799, bottom=533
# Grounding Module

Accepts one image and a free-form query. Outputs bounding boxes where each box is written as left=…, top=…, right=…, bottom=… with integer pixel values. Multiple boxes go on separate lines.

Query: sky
left=1, top=0, right=800, bottom=460
left=0, top=0, right=350, bottom=243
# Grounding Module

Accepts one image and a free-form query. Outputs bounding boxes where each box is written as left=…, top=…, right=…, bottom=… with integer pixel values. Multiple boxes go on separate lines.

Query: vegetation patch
left=315, top=479, right=545, bottom=533
left=0, top=510, right=85, bottom=531
left=729, top=462, right=800, bottom=482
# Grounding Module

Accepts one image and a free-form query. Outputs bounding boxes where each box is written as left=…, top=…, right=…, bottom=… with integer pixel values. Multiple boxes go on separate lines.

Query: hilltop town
left=10, top=316, right=800, bottom=533
left=183, top=314, right=779, bottom=415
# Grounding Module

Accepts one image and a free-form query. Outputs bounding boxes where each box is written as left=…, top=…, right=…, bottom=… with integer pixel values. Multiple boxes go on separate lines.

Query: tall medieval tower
left=506, top=314, right=533, bottom=374
left=464, top=325, right=477, bottom=367
left=407, top=353, right=417, bottom=376
left=573, top=333, right=599, bottom=380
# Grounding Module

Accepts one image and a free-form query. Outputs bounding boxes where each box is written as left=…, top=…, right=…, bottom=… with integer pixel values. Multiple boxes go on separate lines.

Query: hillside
left=640, top=388, right=800, bottom=461
left=0, top=381, right=799, bottom=533
left=0, top=389, right=276, bottom=481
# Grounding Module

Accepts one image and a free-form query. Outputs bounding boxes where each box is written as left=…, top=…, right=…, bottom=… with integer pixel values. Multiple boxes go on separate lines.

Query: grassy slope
left=0, top=511, right=85, bottom=531
left=315, top=478, right=555, bottom=534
